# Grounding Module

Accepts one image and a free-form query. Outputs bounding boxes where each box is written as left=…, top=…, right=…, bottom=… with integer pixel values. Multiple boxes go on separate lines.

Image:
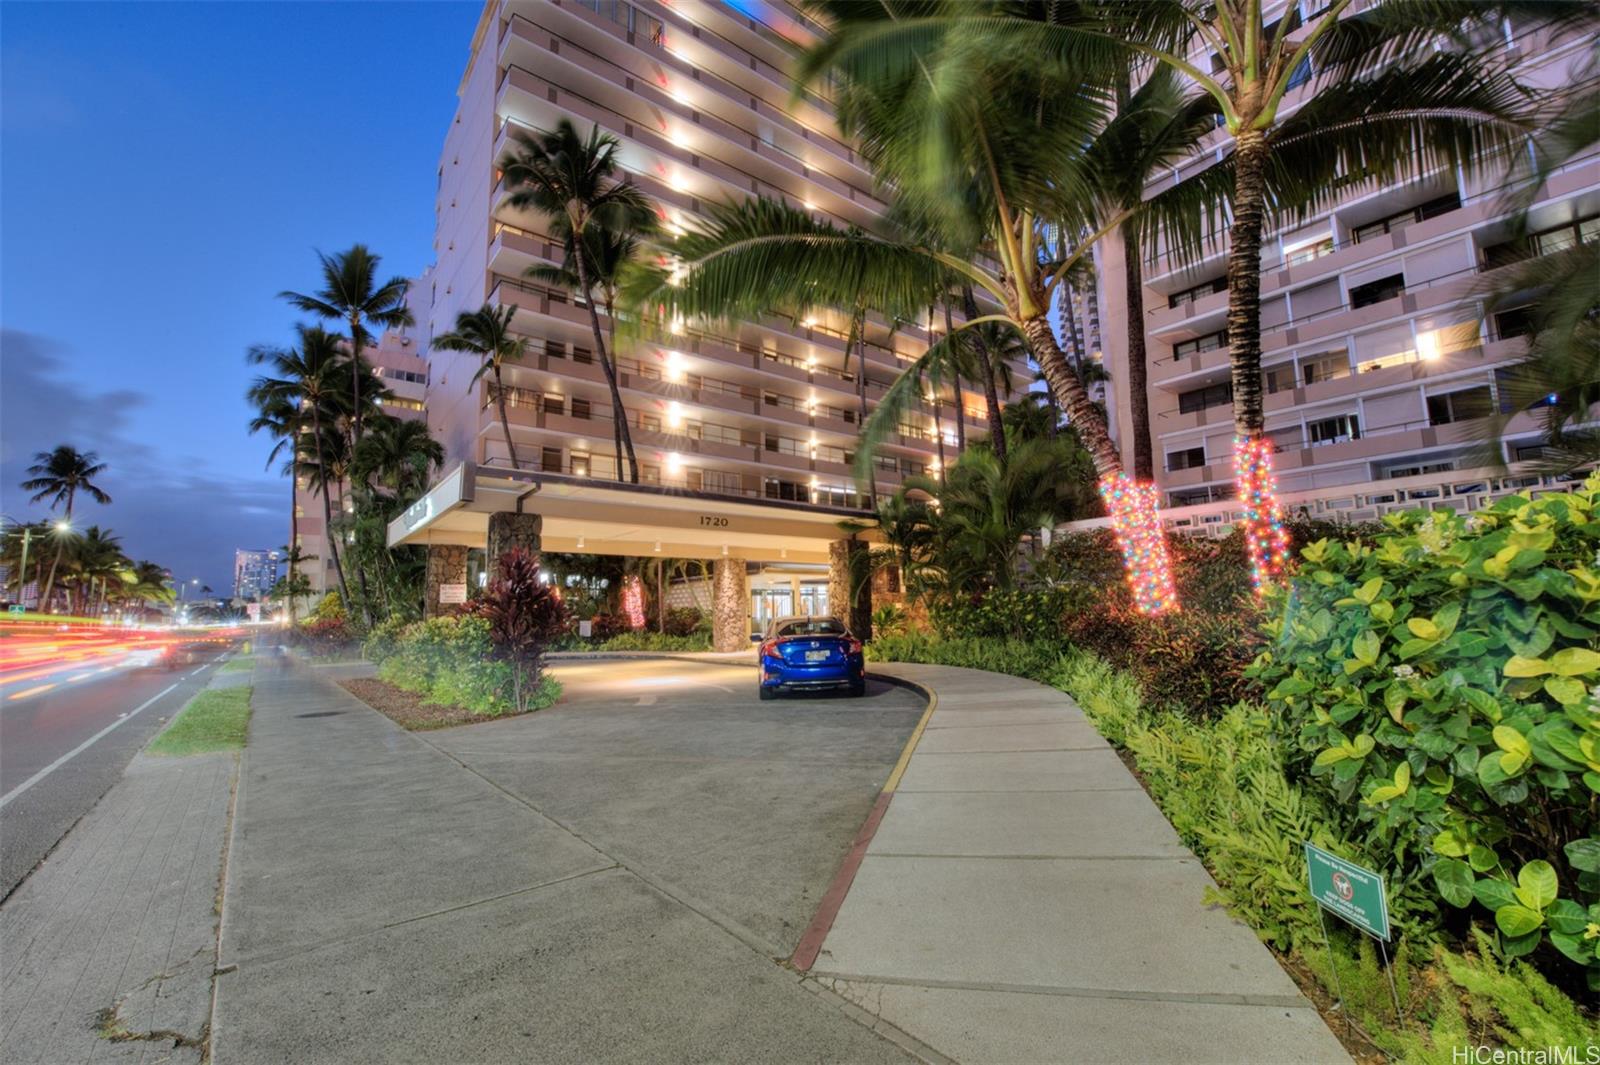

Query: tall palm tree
left=246, top=389, right=305, bottom=596
left=528, top=222, right=652, bottom=482
left=279, top=244, right=413, bottom=452
left=499, top=120, right=656, bottom=483
left=811, top=1, right=1565, bottom=580
left=21, top=445, right=111, bottom=612
left=430, top=304, right=529, bottom=470
left=62, top=525, right=125, bottom=616
left=353, top=413, right=445, bottom=501
left=248, top=325, right=357, bottom=606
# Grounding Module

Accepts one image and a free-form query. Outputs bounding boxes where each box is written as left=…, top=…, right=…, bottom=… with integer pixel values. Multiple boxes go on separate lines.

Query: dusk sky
left=1, top=1, right=477, bottom=593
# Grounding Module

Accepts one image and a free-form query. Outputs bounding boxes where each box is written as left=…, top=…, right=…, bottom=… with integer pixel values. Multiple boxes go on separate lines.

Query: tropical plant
left=279, top=244, right=413, bottom=452
left=527, top=221, right=653, bottom=482
left=473, top=548, right=570, bottom=712
left=21, top=445, right=111, bottom=612
left=246, top=388, right=307, bottom=594
left=1249, top=480, right=1600, bottom=990
left=430, top=304, right=528, bottom=470
left=352, top=412, right=444, bottom=501
left=500, top=119, right=656, bottom=483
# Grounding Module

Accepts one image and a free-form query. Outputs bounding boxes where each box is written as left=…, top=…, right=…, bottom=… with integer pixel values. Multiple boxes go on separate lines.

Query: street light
left=1, top=515, right=34, bottom=608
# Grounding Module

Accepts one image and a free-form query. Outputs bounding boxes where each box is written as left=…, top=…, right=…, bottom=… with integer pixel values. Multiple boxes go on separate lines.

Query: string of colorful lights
left=1098, top=473, right=1179, bottom=615
left=1233, top=435, right=1292, bottom=590
left=621, top=575, right=646, bottom=630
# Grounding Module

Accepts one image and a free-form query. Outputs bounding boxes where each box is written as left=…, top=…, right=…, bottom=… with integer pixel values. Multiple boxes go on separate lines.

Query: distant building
left=233, top=549, right=282, bottom=601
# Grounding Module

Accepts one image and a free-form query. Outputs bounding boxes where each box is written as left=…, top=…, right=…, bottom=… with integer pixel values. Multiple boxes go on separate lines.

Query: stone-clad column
left=827, top=538, right=872, bottom=641
left=487, top=512, right=542, bottom=567
left=712, top=558, right=750, bottom=653
left=424, top=544, right=468, bottom=618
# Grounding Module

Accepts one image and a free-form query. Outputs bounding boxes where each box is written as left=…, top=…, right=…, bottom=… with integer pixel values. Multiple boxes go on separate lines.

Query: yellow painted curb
left=881, top=686, right=937, bottom=794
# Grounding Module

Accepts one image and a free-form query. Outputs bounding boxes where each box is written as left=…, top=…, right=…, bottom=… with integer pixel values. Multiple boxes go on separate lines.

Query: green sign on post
left=1304, top=842, right=1390, bottom=941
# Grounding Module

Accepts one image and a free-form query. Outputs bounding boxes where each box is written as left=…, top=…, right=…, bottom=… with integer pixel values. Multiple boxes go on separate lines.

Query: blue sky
left=1, top=1, right=476, bottom=593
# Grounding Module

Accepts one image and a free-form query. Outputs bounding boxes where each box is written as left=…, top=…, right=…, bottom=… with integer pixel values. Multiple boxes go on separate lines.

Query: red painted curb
left=791, top=789, right=894, bottom=971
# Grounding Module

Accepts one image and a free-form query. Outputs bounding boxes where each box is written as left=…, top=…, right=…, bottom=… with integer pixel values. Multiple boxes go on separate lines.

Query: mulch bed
left=339, top=678, right=518, bottom=731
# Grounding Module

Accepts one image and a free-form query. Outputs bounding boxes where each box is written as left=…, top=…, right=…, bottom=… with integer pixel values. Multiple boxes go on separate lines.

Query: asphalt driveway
left=425, top=659, right=926, bottom=953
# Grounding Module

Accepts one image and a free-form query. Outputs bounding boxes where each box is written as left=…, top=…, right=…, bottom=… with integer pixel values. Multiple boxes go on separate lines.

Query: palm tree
left=528, top=222, right=652, bottom=482
left=120, top=560, right=175, bottom=616
left=430, top=304, right=529, bottom=470
left=279, top=244, right=413, bottom=452
left=247, top=389, right=305, bottom=595
left=499, top=120, right=656, bottom=483
left=248, top=325, right=357, bottom=606
left=809, top=1, right=1563, bottom=580
left=353, top=413, right=445, bottom=501
left=21, top=445, right=111, bottom=612
left=62, top=525, right=125, bottom=616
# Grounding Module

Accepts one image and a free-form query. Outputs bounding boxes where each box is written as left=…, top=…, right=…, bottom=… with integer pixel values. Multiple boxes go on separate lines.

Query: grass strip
left=147, top=687, right=253, bottom=756
left=219, top=656, right=255, bottom=674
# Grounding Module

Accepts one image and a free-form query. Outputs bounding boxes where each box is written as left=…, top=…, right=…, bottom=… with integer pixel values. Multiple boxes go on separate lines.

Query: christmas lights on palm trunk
left=621, top=575, right=646, bottom=630
left=1233, top=435, right=1291, bottom=590
left=1098, top=473, right=1179, bottom=615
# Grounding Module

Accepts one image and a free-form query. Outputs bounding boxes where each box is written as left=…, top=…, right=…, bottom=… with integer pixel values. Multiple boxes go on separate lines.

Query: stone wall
left=423, top=545, right=468, bottom=619
left=486, top=512, right=542, bottom=566
left=711, top=559, right=750, bottom=652
left=827, top=538, right=873, bottom=640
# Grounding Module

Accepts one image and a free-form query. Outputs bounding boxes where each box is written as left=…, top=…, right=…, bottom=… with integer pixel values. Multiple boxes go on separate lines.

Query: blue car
left=757, top=615, right=866, bottom=700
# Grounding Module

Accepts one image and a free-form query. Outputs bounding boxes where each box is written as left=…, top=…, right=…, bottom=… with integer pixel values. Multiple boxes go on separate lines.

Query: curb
left=790, top=668, right=939, bottom=972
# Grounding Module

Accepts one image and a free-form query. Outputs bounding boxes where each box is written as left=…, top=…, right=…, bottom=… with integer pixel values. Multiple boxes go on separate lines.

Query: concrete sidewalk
left=0, top=671, right=250, bottom=1064
left=810, top=663, right=1350, bottom=1064
left=212, top=662, right=923, bottom=1063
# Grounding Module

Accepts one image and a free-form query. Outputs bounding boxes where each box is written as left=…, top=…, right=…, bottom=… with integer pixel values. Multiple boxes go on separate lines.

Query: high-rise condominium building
left=233, top=548, right=283, bottom=601
left=410, top=0, right=1023, bottom=625
left=1095, top=8, right=1596, bottom=532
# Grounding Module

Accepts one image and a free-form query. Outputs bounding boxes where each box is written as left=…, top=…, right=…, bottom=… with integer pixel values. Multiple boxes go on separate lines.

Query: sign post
left=1303, top=842, right=1402, bottom=1023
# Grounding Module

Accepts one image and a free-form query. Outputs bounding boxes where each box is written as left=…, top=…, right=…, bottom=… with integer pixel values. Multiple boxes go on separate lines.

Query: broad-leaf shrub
left=373, top=615, right=516, bottom=715
left=1251, top=480, right=1600, bottom=990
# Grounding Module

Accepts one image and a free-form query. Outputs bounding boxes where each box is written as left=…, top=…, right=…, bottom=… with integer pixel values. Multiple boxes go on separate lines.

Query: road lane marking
left=7, top=684, right=57, bottom=701
left=0, top=682, right=180, bottom=810
left=635, top=694, right=658, bottom=706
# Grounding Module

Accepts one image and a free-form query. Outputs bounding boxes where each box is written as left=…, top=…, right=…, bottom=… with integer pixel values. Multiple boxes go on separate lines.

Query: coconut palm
left=246, top=388, right=307, bottom=598
left=807, top=1, right=1564, bottom=575
left=430, top=304, right=529, bottom=470
left=248, top=325, right=360, bottom=607
left=21, top=445, right=112, bottom=612
left=499, top=120, right=656, bottom=483
left=61, top=525, right=126, bottom=616
left=279, top=244, right=413, bottom=452
left=353, top=413, right=445, bottom=501
left=527, top=222, right=652, bottom=482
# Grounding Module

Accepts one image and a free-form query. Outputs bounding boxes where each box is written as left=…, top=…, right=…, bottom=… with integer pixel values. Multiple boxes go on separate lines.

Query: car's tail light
left=759, top=639, right=779, bottom=658
left=845, top=638, right=863, bottom=655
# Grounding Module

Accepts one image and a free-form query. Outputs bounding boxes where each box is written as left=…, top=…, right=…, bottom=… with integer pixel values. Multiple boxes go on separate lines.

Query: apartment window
left=1382, top=460, right=1455, bottom=479
left=542, top=394, right=565, bottom=417
left=1267, top=425, right=1304, bottom=452
left=1264, top=364, right=1297, bottom=394
left=764, top=478, right=810, bottom=502
left=764, top=434, right=807, bottom=457
left=545, top=340, right=565, bottom=360
left=1351, top=192, right=1462, bottom=243
left=1349, top=273, right=1405, bottom=309
left=1427, top=387, right=1493, bottom=427
left=540, top=446, right=563, bottom=472
left=381, top=397, right=425, bottom=412
left=872, top=454, right=901, bottom=473
left=1172, top=329, right=1228, bottom=359
left=1166, top=446, right=1207, bottom=472
left=638, top=411, right=661, bottom=433
left=1301, top=350, right=1351, bottom=385
left=570, top=397, right=592, bottom=420
left=1177, top=381, right=1233, bottom=414
left=1494, top=305, right=1535, bottom=340
left=571, top=345, right=593, bottom=365
left=901, top=459, right=926, bottom=477
left=1514, top=444, right=1557, bottom=463
left=1285, top=237, right=1334, bottom=267
left=1167, top=276, right=1226, bottom=309
left=1307, top=414, right=1360, bottom=447
left=702, top=470, right=743, bottom=495
left=1534, top=215, right=1600, bottom=256
left=570, top=453, right=591, bottom=478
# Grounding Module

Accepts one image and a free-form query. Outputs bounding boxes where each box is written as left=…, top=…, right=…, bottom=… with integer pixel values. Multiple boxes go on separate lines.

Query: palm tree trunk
left=931, top=386, right=947, bottom=483
left=39, top=488, right=73, bottom=613
left=309, top=407, right=351, bottom=605
left=572, top=247, right=638, bottom=483
left=958, top=289, right=1007, bottom=466
left=852, top=314, right=878, bottom=505
left=492, top=367, right=521, bottom=469
left=1122, top=224, right=1154, bottom=481
left=349, top=316, right=365, bottom=451
left=287, top=468, right=299, bottom=626
left=1017, top=313, right=1122, bottom=475
left=1228, top=129, right=1269, bottom=439
left=605, top=294, right=626, bottom=485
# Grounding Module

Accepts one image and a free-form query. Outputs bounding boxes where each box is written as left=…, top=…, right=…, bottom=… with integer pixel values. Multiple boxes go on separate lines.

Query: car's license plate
left=805, top=650, right=830, bottom=662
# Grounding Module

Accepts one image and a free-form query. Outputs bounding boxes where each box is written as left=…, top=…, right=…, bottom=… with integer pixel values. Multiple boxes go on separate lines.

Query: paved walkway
left=0, top=671, right=250, bottom=1064
left=809, top=663, right=1349, bottom=1064
left=213, top=662, right=924, bottom=1063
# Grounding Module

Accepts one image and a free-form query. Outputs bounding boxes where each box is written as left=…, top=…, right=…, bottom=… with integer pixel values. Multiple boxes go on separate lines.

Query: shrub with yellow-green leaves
left=1250, top=476, right=1600, bottom=992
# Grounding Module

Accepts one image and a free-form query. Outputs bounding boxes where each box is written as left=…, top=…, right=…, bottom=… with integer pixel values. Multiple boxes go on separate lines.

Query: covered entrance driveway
left=387, top=463, right=878, bottom=649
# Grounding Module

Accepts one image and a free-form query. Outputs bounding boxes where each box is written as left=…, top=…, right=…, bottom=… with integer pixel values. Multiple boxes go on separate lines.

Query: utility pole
left=15, top=526, right=31, bottom=607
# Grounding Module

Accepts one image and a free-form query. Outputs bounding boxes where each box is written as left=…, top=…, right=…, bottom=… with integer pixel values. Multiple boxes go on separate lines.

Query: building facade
left=232, top=548, right=283, bottom=602
left=414, top=0, right=1024, bottom=622
left=1095, top=9, right=1597, bottom=531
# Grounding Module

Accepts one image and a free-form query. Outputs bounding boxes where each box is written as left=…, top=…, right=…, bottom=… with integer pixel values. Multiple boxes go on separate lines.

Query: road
left=0, top=642, right=233, bottom=899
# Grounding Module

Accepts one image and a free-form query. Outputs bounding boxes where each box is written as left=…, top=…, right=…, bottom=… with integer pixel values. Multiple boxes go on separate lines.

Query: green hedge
left=367, top=615, right=559, bottom=716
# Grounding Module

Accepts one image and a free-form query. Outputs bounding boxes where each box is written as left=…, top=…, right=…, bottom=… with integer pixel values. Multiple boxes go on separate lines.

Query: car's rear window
left=776, top=619, right=846, bottom=638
